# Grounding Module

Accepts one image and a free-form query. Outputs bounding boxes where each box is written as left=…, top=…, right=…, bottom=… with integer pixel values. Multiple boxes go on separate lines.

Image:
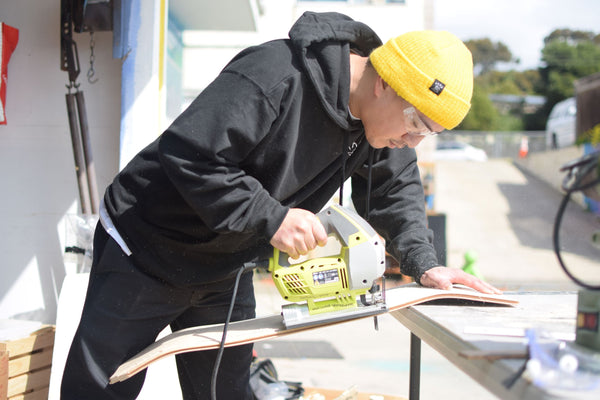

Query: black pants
left=61, top=224, right=256, bottom=399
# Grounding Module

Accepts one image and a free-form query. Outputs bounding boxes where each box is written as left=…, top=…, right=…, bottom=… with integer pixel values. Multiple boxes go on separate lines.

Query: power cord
left=210, top=261, right=263, bottom=400
left=553, top=189, right=600, bottom=291
left=553, top=151, right=600, bottom=290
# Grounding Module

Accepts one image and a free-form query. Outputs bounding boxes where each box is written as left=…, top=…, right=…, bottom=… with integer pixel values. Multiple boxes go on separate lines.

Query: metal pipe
left=75, top=90, right=100, bottom=213
left=409, top=332, right=421, bottom=400
left=66, top=91, right=92, bottom=215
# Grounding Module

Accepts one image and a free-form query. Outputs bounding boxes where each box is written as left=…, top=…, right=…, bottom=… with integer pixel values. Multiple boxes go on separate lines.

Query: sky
left=433, top=0, right=600, bottom=70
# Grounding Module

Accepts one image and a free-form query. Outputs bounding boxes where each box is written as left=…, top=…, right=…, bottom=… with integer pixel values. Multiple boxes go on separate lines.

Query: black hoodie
left=104, top=12, right=438, bottom=286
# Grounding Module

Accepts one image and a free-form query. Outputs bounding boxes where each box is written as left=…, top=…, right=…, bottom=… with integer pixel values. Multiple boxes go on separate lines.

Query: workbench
left=391, top=291, right=600, bottom=400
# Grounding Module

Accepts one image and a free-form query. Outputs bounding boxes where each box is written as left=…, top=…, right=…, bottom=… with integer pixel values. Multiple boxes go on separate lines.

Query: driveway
left=434, top=159, right=599, bottom=288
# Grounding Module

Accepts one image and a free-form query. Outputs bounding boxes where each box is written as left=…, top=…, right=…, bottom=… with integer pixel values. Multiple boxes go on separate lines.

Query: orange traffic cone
left=518, top=136, right=529, bottom=158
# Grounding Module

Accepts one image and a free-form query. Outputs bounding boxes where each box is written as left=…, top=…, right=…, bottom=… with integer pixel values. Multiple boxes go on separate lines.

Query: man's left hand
left=419, top=266, right=502, bottom=295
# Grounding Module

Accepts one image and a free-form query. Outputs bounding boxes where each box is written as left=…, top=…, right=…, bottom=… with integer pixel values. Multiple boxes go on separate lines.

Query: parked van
left=546, top=97, right=576, bottom=149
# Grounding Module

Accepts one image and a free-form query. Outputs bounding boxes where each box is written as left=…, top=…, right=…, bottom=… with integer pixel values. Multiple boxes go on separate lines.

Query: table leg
left=409, top=332, right=421, bottom=400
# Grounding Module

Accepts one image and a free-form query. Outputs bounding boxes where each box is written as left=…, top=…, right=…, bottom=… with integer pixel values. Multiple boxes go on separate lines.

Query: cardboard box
left=0, top=326, right=54, bottom=400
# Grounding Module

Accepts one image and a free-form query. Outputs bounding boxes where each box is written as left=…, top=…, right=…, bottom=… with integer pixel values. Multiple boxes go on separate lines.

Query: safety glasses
left=403, top=106, right=439, bottom=136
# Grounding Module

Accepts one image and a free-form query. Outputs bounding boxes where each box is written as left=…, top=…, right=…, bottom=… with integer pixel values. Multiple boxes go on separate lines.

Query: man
left=61, top=11, right=500, bottom=400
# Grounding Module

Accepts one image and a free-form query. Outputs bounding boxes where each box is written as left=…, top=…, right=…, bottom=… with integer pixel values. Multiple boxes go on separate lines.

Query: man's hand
left=419, top=266, right=503, bottom=295
left=270, top=208, right=328, bottom=259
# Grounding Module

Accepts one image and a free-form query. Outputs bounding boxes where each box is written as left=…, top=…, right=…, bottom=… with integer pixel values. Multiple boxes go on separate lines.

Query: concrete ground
left=436, top=159, right=598, bottom=288
left=132, top=158, right=599, bottom=400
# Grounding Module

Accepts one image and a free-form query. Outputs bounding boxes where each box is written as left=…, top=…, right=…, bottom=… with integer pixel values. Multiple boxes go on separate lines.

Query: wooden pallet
left=0, top=326, right=55, bottom=400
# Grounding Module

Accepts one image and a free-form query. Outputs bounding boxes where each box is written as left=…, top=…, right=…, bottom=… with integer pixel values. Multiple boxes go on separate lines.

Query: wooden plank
left=1, top=351, right=8, bottom=400
left=8, top=348, right=53, bottom=378
left=0, top=327, right=55, bottom=358
left=303, top=387, right=407, bottom=400
left=7, top=368, right=51, bottom=398
left=8, top=386, right=49, bottom=400
left=111, top=284, right=517, bottom=383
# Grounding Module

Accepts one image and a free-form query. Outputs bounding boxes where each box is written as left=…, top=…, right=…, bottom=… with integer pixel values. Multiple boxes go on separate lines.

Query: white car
left=546, top=97, right=576, bottom=149
left=434, top=141, right=488, bottom=162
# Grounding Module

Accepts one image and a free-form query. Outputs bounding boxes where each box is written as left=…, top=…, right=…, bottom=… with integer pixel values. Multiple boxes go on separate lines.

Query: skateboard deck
left=110, top=283, right=517, bottom=383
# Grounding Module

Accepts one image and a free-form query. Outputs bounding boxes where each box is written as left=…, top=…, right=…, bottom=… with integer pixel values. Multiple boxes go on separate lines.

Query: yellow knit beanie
left=369, top=31, right=473, bottom=130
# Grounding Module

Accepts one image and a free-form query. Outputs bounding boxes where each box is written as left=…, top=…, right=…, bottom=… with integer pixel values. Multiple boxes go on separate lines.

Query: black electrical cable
left=553, top=184, right=600, bottom=291
left=210, top=261, right=261, bottom=400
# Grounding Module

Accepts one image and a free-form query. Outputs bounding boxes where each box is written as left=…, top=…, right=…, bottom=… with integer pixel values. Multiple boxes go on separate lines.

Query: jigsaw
left=269, top=204, right=388, bottom=329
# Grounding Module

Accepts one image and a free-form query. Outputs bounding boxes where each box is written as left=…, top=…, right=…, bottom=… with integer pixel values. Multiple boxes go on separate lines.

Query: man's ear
left=374, top=75, right=388, bottom=97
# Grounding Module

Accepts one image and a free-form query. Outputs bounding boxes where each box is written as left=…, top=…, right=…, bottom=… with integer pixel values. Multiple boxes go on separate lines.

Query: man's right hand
left=270, top=208, right=328, bottom=259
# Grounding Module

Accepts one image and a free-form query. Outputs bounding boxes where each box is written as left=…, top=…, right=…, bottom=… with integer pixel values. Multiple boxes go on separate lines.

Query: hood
left=289, top=12, right=382, bottom=129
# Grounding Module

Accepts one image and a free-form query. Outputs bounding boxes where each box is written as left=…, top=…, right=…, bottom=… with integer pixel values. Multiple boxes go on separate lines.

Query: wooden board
left=110, top=284, right=517, bottom=384
left=1, top=351, right=7, bottom=400
left=303, top=386, right=407, bottom=400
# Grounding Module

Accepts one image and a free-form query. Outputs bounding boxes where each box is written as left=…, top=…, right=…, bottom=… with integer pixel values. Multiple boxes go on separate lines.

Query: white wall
left=183, top=0, right=430, bottom=98
left=0, top=0, right=121, bottom=324
left=0, top=0, right=430, bottom=325
left=294, top=0, right=432, bottom=42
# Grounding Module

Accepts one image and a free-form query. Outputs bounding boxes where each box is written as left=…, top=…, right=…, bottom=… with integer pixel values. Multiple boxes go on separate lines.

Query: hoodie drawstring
left=365, top=146, right=374, bottom=221
left=338, top=135, right=374, bottom=222
left=339, top=133, right=349, bottom=207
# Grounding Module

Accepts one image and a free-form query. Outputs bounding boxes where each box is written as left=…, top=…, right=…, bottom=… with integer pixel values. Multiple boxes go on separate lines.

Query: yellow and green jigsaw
left=269, top=204, right=388, bottom=329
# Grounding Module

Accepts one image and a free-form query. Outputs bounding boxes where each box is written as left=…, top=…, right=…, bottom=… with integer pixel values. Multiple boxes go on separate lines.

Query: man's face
left=362, top=84, right=444, bottom=149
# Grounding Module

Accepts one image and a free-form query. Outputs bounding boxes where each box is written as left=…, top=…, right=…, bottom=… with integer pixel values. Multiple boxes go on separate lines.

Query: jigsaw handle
left=271, top=247, right=291, bottom=268
left=316, top=204, right=376, bottom=247
left=269, top=204, right=378, bottom=270
left=269, top=204, right=386, bottom=303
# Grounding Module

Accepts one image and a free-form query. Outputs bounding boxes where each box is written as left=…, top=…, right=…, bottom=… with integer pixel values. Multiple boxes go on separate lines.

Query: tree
left=460, top=30, right=600, bottom=131
left=477, top=69, right=541, bottom=95
left=540, top=29, right=600, bottom=110
left=544, top=29, right=600, bottom=47
left=464, top=38, right=514, bottom=75
left=458, top=85, right=499, bottom=130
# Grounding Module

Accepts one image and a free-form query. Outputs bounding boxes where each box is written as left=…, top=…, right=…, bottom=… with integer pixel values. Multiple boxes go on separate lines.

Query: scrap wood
left=302, top=386, right=406, bottom=400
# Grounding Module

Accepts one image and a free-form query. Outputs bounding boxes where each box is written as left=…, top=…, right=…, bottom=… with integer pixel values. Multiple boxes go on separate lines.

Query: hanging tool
left=269, top=204, right=388, bottom=329
left=60, top=0, right=100, bottom=215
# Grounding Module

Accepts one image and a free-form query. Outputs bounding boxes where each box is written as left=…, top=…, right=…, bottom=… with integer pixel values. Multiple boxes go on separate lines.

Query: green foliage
left=577, top=123, right=600, bottom=145
left=458, top=85, right=498, bottom=130
left=459, top=84, right=525, bottom=131
left=477, top=70, right=542, bottom=95
left=544, top=29, right=600, bottom=47
left=461, top=68, right=537, bottom=130
left=540, top=29, right=600, bottom=110
left=461, top=29, right=600, bottom=131
left=465, top=38, right=513, bottom=75
left=497, top=113, right=525, bottom=131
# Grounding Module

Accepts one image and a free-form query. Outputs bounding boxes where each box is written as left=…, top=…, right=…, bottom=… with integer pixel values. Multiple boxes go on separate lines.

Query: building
left=0, top=0, right=431, bottom=329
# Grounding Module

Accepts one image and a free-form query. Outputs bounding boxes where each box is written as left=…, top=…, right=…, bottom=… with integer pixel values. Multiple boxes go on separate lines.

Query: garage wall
left=0, top=0, right=121, bottom=323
